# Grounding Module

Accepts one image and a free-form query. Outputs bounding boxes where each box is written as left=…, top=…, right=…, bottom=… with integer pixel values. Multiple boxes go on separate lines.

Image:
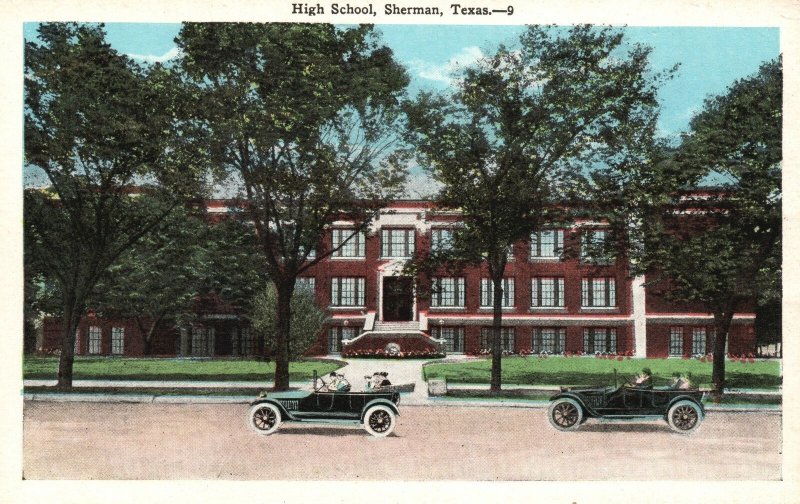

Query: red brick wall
left=646, top=321, right=756, bottom=358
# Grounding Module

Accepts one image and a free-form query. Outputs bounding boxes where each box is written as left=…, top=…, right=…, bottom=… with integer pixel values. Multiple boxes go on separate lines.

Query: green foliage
left=89, top=204, right=266, bottom=351
left=250, top=284, right=327, bottom=360
left=595, top=58, right=782, bottom=393
left=404, top=25, right=670, bottom=389
left=175, top=23, right=410, bottom=275
left=175, top=23, right=411, bottom=388
left=24, top=23, right=208, bottom=385
left=610, top=58, right=781, bottom=310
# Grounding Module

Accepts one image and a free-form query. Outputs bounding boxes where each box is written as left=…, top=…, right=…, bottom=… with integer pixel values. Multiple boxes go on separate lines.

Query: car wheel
left=667, top=400, right=702, bottom=433
left=248, top=403, right=282, bottom=435
left=363, top=405, right=396, bottom=437
left=547, top=398, right=583, bottom=431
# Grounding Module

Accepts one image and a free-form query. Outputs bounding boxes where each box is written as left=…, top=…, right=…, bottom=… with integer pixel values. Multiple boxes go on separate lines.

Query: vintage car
left=547, top=376, right=705, bottom=433
left=247, top=371, right=401, bottom=437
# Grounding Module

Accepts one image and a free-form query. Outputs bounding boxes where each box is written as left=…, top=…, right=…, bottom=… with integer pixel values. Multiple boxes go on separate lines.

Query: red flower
left=617, top=356, right=623, bottom=361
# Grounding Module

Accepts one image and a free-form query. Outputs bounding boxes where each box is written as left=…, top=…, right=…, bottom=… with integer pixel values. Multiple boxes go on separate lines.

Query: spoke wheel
left=363, top=405, right=396, bottom=437
left=248, top=403, right=282, bottom=435
left=667, top=400, right=702, bottom=433
left=547, top=398, right=583, bottom=431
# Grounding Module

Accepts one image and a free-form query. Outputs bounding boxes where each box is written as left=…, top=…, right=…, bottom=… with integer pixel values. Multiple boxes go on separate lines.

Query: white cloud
left=127, top=46, right=183, bottom=64
left=407, top=46, right=484, bottom=85
left=404, top=171, right=441, bottom=199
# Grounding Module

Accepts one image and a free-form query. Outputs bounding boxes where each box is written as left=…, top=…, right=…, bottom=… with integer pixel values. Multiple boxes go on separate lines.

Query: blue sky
left=23, top=23, right=779, bottom=195
left=23, top=23, right=778, bottom=137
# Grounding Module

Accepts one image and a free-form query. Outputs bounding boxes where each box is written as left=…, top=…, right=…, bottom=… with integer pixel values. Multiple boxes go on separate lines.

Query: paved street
left=23, top=401, right=781, bottom=480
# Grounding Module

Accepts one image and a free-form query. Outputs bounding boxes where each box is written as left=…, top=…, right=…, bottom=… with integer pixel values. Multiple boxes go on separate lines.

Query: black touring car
left=547, top=375, right=705, bottom=433
left=247, top=371, right=401, bottom=437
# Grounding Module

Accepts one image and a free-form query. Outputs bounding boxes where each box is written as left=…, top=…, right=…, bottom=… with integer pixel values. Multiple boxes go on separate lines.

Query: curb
left=22, top=393, right=782, bottom=413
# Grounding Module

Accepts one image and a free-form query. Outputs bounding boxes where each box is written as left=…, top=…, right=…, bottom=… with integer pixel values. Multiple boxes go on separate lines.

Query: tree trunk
left=710, top=310, right=734, bottom=401
left=138, top=313, right=165, bottom=356
left=490, top=260, right=506, bottom=393
left=57, top=298, right=83, bottom=389
left=272, top=282, right=293, bottom=391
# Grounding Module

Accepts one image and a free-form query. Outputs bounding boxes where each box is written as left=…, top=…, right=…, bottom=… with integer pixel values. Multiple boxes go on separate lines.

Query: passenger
left=379, top=371, right=392, bottom=388
left=671, top=373, right=691, bottom=390
left=632, top=367, right=653, bottom=388
left=366, top=372, right=383, bottom=391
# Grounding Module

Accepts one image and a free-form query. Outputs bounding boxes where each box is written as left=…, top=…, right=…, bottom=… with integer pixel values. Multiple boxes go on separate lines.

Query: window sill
left=380, top=257, right=413, bottom=260
left=530, top=257, right=562, bottom=262
left=579, top=307, right=619, bottom=312
left=428, top=307, right=467, bottom=312
left=329, top=306, right=366, bottom=310
left=477, top=307, right=517, bottom=312
left=329, top=257, right=366, bottom=261
left=528, top=307, right=568, bottom=312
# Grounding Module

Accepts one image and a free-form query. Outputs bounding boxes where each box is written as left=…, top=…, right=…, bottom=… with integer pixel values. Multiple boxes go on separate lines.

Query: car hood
left=261, top=390, right=312, bottom=400
left=559, top=386, right=610, bottom=393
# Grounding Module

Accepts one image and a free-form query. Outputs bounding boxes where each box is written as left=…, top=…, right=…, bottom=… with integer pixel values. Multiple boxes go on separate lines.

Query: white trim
left=646, top=314, right=756, bottom=320
left=632, top=274, right=647, bottom=358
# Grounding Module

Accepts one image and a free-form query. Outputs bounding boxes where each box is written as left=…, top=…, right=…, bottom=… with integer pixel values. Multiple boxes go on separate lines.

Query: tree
left=24, top=23, right=201, bottom=387
left=251, top=284, right=326, bottom=360
left=598, top=58, right=781, bottom=397
left=175, top=23, right=409, bottom=390
left=90, top=204, right=266, bottom=355
left=404, top=25, right=670, bottom=391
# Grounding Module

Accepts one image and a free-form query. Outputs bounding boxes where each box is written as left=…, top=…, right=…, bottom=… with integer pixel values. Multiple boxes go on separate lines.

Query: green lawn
left=23, top=356, right=343, bottom=381
left=423, top=356, right=782, bottom=389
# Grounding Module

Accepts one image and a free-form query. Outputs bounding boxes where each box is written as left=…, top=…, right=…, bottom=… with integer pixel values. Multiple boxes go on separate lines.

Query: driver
left=325, top=372, right=342, bottom=392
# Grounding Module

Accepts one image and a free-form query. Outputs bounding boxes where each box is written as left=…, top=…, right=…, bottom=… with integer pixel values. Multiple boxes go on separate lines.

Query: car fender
left=549, top=392, right=597, bottom=418
left=360, top=398, right=399, bottom=422
left=249, top=398, right=296, bottom=421
left=665, top=395, right=705, bottom=419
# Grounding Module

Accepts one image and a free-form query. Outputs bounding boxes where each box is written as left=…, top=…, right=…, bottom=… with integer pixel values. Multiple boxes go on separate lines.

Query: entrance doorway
left=382, top=277, right=414, bottom=321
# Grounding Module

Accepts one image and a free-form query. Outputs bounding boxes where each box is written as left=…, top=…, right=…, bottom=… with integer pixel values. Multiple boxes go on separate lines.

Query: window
left=328, top=326, right=357, bottom=353
left=330, top=277, right=365, bottom=307
left=692, top=327, right=707, bottom=355
left=430, top=277, right=465, bottom=307
left=532, top=328, right=566, bottom=354
left=88, top=326, right=101, bottom=354
left=581, top=229, right=612, bottom=263
left=240, top=328, right=257, bottom=356
left=111, top=327, right=124, bottom=355
left=296, top=277, right=316, bottom=293
left=480, top=278, right=515, bottom=307
left=530, top=229, right=564, bottom=258
left=581, top=278, right=616, bottom=307
left=381, top=229, right=415, bottom=258
left=430, top=228, right=454, bottom=252
left=191, top=327, right=213, bottom=356
left=433, top=327, right=464, bottom=353
left=480, top=327, right=515, bottom=352
left=669, top=327, right=684, bottom=356
left=583, top=327, right=617, bottom=354
left=332, top=228, right=365, bottom=258
left=531, top=277, right=565, bottom=307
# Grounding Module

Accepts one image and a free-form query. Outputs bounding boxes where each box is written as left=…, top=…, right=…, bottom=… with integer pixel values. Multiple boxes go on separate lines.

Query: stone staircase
left=342, top=319, right=445, bottom=353
left=372, top=321, right=421, bottom=332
